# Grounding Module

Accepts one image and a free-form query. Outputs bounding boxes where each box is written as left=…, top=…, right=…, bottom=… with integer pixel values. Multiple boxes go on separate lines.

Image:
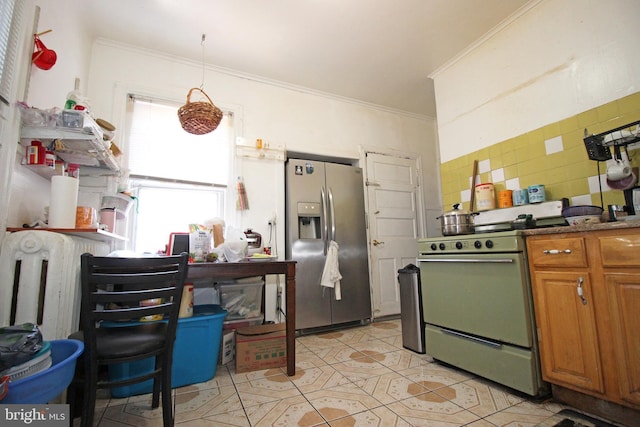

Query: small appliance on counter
left=244, top=229, right=262, bottom=255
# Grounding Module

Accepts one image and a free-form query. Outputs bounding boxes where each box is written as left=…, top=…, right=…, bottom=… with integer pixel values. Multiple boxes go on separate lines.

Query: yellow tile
left=596, top=102, right=620, bottom=123
left=500, top=138, right=516, bottom=152
left=511, top=135, right=530, bottom=150
left=527, top=128, right=545, bottom=146
left=546, top=152, right=570, bottom=171
left=568, top=179, right=590, bottom=196
left=577, top=108, right=599, bottom=130
left=503, top=165, right=519, bottom=180
left=517, top=160, right=536, bottom=177
left=542, top=122, right=560, bottom=140
left=558, top=116, right=580, bottom=134
left=562, top=129, right=586, bottom=152
left=439, top=93, right=640, bottom=210
left=501, top=150, right=518, bottom=167
left=616, top=93, right=640, bottom=115
left=601, top=115, right=636, bottom=132
left=600, top=191, right=626, bottom=207
left=553, top=182, right=571, bottom=200
left=491, top=156, right=504, bottom=169
left=489, top=144, right=502, bottom=158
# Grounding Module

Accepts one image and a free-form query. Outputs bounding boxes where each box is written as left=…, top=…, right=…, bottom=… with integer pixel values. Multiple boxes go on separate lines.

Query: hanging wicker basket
left=177, top=87, right=223, bottom=135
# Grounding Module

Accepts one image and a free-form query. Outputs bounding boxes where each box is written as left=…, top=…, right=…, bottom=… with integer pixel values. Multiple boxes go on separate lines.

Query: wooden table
left=187, top=260, right=297, bottom=376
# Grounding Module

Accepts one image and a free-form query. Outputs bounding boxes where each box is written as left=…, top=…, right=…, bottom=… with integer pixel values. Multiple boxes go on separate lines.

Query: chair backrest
left=79, top=253, right=188, bottom=341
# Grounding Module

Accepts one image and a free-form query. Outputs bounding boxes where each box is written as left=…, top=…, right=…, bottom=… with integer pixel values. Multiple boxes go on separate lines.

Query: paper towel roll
left=49, top=176, right=79, bottom=228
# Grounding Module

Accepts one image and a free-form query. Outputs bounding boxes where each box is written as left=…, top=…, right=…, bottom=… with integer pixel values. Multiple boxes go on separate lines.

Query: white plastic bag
left=221, top=227, right=247, bottom=262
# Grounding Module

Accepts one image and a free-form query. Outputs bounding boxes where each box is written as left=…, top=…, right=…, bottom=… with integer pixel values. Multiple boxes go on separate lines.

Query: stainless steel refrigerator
left=285, top=159, right=372, bottom=331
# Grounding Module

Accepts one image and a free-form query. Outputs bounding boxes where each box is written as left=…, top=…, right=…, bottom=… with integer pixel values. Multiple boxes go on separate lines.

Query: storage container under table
left=108, top=305, right=226, bottom=398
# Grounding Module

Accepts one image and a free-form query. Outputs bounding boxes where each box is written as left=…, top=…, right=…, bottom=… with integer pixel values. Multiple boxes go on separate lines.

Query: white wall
left=433, top=0, right=640, bottom=163
left=86, top=40, right=438, bottom=246
left=2, top=6, right=438, bottom=236
left=4, top=0, right=95, bottom=231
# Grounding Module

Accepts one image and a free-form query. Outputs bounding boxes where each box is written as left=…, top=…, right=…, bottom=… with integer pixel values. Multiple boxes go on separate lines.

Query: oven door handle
left=418, top=258, right=514, bottom=264
left=442, top=328, right=502, bottom=348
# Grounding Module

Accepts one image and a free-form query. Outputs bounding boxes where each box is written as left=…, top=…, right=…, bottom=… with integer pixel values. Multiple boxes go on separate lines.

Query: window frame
left=123, top=93, right=234, bottom=253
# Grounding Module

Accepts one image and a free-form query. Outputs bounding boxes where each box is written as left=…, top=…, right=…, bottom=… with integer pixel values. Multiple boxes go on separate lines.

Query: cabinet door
left=606, top=272, right=640, bottom=406
left=532, top=271, right=604, bottom=394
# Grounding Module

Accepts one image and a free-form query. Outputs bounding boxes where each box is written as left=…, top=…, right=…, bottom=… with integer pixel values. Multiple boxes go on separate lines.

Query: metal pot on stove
left=437, top=203, right=477, bottom=235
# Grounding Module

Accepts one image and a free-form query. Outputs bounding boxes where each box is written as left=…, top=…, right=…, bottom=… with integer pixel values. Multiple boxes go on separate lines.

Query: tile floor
left=83, top=319, right=613, bottom=426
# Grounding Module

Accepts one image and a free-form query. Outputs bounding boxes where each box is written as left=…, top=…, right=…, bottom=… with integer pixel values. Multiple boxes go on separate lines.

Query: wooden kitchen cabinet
left=600, top=234, right=640, bottom=407
left=526, top=228, right=640, bottom=412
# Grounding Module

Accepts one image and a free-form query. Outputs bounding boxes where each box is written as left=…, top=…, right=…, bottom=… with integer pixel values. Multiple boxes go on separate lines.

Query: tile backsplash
left=440, top=92, right=640, bottom=211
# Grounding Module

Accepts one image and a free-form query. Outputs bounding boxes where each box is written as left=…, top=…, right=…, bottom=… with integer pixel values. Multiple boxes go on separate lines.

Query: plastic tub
left=109, top=304, right=227, bottom=397
left=2, top=339, right=84, bottom=404
left=215, top=281, right=264, bottom=319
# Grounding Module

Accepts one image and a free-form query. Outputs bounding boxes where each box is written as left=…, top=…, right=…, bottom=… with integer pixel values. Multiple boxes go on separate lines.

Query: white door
left=365, top=152, right=421, bottom=318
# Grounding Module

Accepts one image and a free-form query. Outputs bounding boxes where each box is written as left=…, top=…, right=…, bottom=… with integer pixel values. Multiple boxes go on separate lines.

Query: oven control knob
left=430, top=243, right=437, bottom=251
left=439, top=243, right=446, bottom=251
left=485, top=240, right=494, bottom=249
left=474, top=240, right=482, bottom=249
left=455, top=242, right=463, bottom=250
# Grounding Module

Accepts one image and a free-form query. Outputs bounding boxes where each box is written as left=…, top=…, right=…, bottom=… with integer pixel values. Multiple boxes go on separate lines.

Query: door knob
left=372, top=239, right=384, bottom=246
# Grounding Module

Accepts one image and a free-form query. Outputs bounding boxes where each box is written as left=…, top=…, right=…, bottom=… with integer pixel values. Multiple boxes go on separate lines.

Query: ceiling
left=82, top=0, right=532, bottom=118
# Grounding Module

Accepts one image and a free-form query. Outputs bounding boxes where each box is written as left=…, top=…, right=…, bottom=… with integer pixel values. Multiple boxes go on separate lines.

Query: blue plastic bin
left=3, top=339, right=84, bottom=404
left=109, top=305, right=227, bottom=397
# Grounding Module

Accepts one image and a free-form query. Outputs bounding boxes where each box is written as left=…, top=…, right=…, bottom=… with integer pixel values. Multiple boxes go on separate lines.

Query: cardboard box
left=219, top=330, right=235, bottom=365
left=235, top=323, right=286, bottom=373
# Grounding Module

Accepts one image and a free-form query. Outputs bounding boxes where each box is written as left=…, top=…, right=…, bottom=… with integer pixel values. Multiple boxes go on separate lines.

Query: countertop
left=523, top=219, right=640, bottom=236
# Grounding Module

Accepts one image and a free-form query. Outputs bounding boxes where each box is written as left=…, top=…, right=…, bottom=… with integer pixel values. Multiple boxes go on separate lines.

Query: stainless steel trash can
left=397, top=264, right=425, bottom=353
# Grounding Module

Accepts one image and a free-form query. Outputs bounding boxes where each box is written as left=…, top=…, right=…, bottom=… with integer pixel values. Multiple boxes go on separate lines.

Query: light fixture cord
left=200, top=34, right=206, bottom=89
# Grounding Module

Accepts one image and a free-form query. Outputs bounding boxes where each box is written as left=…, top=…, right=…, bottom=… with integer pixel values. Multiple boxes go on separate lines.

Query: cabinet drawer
left=600, top=235, right=640, bottom=267
left=528, top=237, right=588, bottom=268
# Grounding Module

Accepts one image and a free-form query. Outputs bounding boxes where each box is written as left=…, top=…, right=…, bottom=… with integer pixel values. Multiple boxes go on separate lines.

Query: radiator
left=0, top=230, right=110, bottom=340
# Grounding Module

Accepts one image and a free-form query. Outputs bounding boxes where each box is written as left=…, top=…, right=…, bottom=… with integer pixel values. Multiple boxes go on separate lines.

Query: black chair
left=68, top=253, right=188, bottom=427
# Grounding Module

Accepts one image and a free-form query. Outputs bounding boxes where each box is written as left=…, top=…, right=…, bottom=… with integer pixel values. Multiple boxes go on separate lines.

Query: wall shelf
left=20, top=114, right=120, bottom=174
left=7, top=227, right=127, bottom=243
left=235, top=144, right=285, bottom=161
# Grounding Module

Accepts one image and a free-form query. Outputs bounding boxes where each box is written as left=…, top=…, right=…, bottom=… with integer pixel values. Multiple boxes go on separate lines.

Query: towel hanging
left=320, top=240, right=342, bottom=300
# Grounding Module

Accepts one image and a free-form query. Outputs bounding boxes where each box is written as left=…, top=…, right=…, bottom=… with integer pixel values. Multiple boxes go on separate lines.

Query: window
left=125, top=95, right=232, bottom=254
left=0, top=0, right=23, bottom=106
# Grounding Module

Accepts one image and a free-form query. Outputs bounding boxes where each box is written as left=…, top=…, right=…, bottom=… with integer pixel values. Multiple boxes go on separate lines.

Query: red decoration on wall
left=32, top=30, right=57, bottom=70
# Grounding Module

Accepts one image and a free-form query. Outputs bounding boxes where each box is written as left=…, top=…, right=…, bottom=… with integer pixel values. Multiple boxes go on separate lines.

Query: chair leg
left=161, top=361, right=173, bottom=427
left=81, top=375, right=97, bottom=427
left=66, top=380, right=81, bottom=427
left=151, top=356, right=161, bottom=408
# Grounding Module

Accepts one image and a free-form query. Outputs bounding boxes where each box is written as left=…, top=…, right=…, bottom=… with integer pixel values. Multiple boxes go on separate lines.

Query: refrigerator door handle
left=328, top=188, right=336, bottom=241
left=321, top=187, right=328, bottom=254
